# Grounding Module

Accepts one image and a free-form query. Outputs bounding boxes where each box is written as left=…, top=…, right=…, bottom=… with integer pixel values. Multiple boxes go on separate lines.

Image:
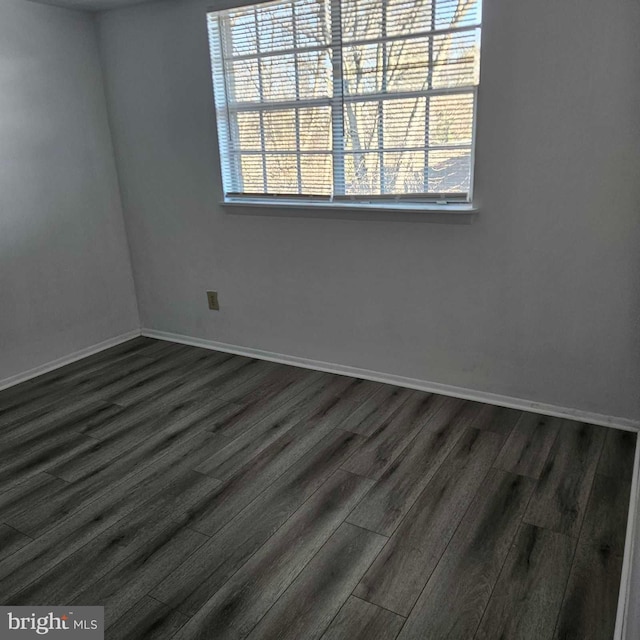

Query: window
left=207, top=0, right=481, bottom=208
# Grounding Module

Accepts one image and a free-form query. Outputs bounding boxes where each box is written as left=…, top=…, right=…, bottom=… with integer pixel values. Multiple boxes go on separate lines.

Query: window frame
left=208, top=0, right=482, bottom=214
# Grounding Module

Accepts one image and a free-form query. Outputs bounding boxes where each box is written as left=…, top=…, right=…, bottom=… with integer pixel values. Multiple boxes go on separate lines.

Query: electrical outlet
left=207, top=291, right=219, bottom=310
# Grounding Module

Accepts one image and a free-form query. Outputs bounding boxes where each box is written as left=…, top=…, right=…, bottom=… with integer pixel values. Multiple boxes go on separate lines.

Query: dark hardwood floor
left=0, top=337, right=635, bottom=640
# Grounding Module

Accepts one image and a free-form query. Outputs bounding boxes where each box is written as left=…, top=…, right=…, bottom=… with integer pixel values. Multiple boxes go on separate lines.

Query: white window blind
left=207, top=0, right=481, bottom=204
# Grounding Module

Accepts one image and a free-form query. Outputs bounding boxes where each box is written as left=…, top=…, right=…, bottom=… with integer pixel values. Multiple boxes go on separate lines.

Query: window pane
left=427, top=148, right=471, bottom=193
left=435, top=0, right=481, bottom=30
left=383, top=98, right=426, bottom=149
left=234, top=111, right=262, bottom=150
left=299, top=107, right=332, bottom=151
left=342, top=0, right=382, bottom=41
left=342, top=44, right=383, bottom=96
left=263, top=109, right=297, bottom=150
left=230, top=60, right=260, bottom=102
left=344, top=101, right=379, bottom=152
left=294, top=0, right=331, bottom=47
left=385, top=30, right=480, bottom=94
left=432, top=29, right=480, bottom=88
left=239, top=154, right=265, bottom=192
left=345, top=152, right=381, bottom=195
left=383, top=151, right=425, bottom=194
left=386, top=0, right=434, bottom=37
left=228, top=11, right=257, bottom=57
left=257, top=3, right=294, bottom=52
left=265, top=153, right=299, bottom=193
left=297, top=50, right=332, bottom=99
left=260, top=54, right=297, bottom=101
left=385, top=37, right=431, bottom=94
left=300, top=154, right=333, bottom=195
left=428, top=93, right=474, bottom=146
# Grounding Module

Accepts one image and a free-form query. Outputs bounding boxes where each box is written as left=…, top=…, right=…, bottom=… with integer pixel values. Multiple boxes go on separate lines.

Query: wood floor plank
left=86, top=359, right=267, bottom=444
left=340, top=386, right=414, bottom=437
left=0, top=399, right=122, bottom=447
left=0, top=368, right=116, bottom=419
left=0, top=346, right=213, bottom=429
left=104, top=350, right=252, bottom=408
left=167, top=369, right=319, bottom=450
left=396, top=469, right=535, bottom=640
left=0, top=386, right=107, bottom=432
left=553, top=538, right=624, bottom=640
left=0, top=410, right=102, bottom=454
left=38, top=337, right=177, bottom=387
left=184, top=423, right=339, bottom=537
left=0, top=337, right=156, bottom=405
left=246, top=523, right=387, bottom=640
left=8, top=506, right=179, bottom=606
left=50, top=350, right=176, bottom=396
left=108, top=596, right=189, bottom=640
left=197, top=365, right=323, bottom=444
left=4, top=402, right=232, bottom=537
left=316, top=378, right=386, bottom=430
left=0, top=431, right=226, bottom=596
left=193, top=371, right=339, bottom=479
left=340, top=392, right=443, bottom=480
left=597, top=428, right=637, bottom=481
left=523, top=420, right=606, bottom=537
left=184, top=376, right=371, bottom=537
left=560, top=458, right=630, bottom=639
left=12, top=469, right=216, bottom=605
left=468, top=403, right=523, bottom=440
left=36, top=343, right=165, bottom=395
left=0, top=524, right=32, bottom=563
left=61, top=346, right=227, bottom=403
left=7, top=471, right=220, bottom=607
left=0, top=340, right=196, bottom=428
left=0, top=430, right=101, bottom=490
left=205, top=372, right=362, bottom=442
left=103, top=354, right=257, bottom=420
left=319, top=597, right=405, bottom=640
left=347, top=399, right=500, bottom=536
left=133, top=340, right=204, bottom=360
left=74, top=525, right=210, bottom=627
left=474, top=524, right=574, bottom=640
left=494, top=412, right=561, bottom=478
left=170, top=470, right=374, bottom=640
left=0, top=382, right=76, bottom=424
left=353, top=428, right=504, bottom=615
left=151, top=429, right=367, bottom=616
left=580, top=472, right=632, bottom=557
left=44, top=388, right=238, bottom=483
left=0, top=473, right=69, bottom=524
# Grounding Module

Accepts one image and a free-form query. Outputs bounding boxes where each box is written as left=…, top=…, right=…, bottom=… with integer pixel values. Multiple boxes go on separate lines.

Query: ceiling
left=26, top=0, right=161, bottom=11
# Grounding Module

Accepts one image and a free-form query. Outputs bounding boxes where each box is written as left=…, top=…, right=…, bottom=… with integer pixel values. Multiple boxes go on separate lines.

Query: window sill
left=221, top=198, right=478, bottom=224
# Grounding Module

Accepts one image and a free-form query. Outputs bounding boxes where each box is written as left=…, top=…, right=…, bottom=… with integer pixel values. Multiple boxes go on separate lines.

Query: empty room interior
left=1, top=0, right=640, bottom=637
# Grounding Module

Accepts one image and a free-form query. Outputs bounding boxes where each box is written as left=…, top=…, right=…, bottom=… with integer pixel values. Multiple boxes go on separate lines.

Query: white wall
left=98, top=0, right=640, bottom=424
left=0, top=0, right=139, bottom=383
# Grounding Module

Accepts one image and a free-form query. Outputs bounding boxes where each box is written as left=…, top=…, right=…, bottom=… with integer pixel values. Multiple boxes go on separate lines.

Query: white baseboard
left=141, top=328, right=640, bottom=433
left=0, top=329, right=142, bottom=392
